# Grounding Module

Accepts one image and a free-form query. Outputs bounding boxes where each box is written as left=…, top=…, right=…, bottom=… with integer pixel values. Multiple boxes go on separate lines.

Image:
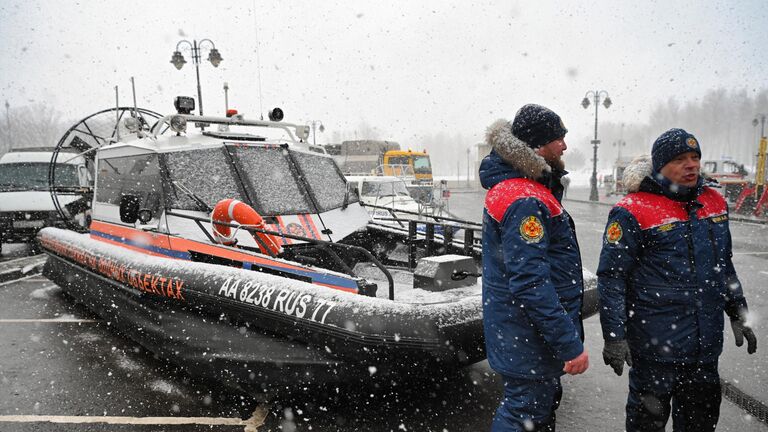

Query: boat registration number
left=13, top=220, right=45, bottom=228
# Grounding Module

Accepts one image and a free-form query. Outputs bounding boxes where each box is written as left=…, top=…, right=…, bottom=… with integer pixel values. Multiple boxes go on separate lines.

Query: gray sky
left=1, top=0, right=767, bottom=147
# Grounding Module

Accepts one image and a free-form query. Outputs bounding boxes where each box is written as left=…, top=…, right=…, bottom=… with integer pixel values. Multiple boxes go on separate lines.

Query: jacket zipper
left=685, top=205, right=697, bottom=275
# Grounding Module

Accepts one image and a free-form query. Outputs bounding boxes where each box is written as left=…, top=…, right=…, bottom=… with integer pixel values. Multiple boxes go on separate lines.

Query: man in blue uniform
left=481, top=104, right=589, bottom=431
left=597, top=128, right=757, bottom=431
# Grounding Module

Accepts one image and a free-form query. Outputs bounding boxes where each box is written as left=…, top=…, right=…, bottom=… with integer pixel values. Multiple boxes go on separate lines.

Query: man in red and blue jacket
left=481, top=104, right=589, bottom=431
left=597, top=128, right=757, bottom=431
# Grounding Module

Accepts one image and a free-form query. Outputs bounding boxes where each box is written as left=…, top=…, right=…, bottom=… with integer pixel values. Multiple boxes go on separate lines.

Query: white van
left=0, top=148, right=91, bottom=253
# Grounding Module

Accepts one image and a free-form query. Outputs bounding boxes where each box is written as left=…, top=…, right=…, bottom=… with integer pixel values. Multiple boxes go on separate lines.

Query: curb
left=0, top=255, right=47, bottom=284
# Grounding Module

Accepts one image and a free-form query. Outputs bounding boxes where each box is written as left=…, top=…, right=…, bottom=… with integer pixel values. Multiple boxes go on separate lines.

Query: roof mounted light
left=174, top=96, right=195, bottom=114
left=268, top=107, right=284, bottom=122
left=296, top=125, right=310, bottom=141
left=170, top=115, right=187, bottom=134
left=124, top=116, right=140, bottom=133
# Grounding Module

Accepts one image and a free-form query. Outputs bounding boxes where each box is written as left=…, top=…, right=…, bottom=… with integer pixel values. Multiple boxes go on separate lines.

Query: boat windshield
left=231, top=146, right=351, bottom=214
left=162, top=145, right=353, bottom=215
left=361, top=180, right=411, bottom=197
left=162, top=148, right=246, bottom=211
left=0, top=162, right=79, bottom=191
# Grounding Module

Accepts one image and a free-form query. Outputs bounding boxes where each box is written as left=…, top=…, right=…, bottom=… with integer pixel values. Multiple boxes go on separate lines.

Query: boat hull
left=39, top=228, right=486, bottom=392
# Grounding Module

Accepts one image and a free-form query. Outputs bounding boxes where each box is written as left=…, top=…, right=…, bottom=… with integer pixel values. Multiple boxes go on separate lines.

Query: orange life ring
left=211, top=199, right=283, bottom=256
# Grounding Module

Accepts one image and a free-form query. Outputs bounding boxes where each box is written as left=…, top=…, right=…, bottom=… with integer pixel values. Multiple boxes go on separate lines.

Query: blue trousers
left=626, top=360, right=721, bottom=432
left=491, top=375, right=562, bottom=432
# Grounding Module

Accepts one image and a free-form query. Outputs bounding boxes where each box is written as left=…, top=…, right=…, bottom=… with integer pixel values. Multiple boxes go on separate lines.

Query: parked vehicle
left=605, top=157, right=633, bottom=196
left=346, top=175, right=424, bottom=218
left=0, top=147, right=90, bottom=253
left=702, top=159, right=749, bottom=202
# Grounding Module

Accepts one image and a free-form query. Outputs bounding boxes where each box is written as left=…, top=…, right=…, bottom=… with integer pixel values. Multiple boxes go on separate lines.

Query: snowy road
left=0, top=191, right=765, bottom=431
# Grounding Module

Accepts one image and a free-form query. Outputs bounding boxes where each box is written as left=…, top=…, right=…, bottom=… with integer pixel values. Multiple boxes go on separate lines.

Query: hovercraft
left=39, top=97, right=598, bottom=394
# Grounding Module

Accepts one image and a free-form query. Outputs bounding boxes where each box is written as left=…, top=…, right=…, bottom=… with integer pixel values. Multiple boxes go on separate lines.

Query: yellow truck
left=380, top=149, right=433, bottom=184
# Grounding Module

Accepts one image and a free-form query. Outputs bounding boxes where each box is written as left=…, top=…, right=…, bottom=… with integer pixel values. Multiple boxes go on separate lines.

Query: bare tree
left=0, top=104, right=70, bottom=154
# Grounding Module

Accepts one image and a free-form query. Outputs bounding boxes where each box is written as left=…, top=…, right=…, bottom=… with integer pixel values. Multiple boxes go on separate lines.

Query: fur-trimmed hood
left=479, top=119, right=550, bottom=189
left=622, top=154, right=653, bottom=192
left=622, top=154, right=706, bottom=198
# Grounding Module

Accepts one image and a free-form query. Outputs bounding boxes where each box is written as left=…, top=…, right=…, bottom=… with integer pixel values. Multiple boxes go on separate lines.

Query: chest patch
left=520, top=216, right=544, bottom=243
left=606, top=221, right=623, bottom=244
left=657, top=223, right=675, bottom=232
left=711, top=214, right=728, bottom=223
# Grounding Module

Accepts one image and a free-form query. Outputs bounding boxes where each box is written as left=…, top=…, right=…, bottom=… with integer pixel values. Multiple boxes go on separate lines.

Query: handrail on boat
left=165, top=211, right=396, bottom=300
left=150, top=114, right=310, bottom=143
left=360, top=203, right=482, bottom=227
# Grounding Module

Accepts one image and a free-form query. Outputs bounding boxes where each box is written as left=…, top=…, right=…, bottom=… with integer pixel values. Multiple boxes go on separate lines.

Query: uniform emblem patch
left=657, top=223, right=675, bottom=232
left=606, top=221, right=623, bottom=244
left=520, top=216, right=544, bottom=243
left=686, top=137, right=698, bottom=149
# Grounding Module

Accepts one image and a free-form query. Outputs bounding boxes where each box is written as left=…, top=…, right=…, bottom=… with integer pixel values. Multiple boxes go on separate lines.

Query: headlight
left=296, top=125, right=310, bottom=141
left=170, top=115, right=187, bottom=133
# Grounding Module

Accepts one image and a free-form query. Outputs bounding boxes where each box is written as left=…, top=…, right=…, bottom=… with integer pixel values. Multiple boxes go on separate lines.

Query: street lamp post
left=308, top=120, right=325, bottom=146
left=466, top=147, right=471, bottom=186
left=754, top=114, right=767, bottom=139
left=170, top=39, right=223, bottom=116
left=3, top=101, right=10, bottom=153
left=581, top=90, right=612, bottom=201
left=613, top=139, right=626, bottom=162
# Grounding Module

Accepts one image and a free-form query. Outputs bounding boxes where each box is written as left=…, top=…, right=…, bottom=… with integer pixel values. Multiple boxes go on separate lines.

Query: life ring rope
left=210, top=199, right=283, bottom=256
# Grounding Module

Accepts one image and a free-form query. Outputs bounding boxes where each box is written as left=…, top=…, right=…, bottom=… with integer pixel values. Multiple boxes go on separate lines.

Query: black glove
left=603, top=339, right=633, bottom=376
left=731, top=315, right=757, bottom=354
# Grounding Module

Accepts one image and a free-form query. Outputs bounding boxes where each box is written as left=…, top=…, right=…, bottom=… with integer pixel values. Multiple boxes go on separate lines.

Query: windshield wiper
left=172, top=181, right=213, bottom=212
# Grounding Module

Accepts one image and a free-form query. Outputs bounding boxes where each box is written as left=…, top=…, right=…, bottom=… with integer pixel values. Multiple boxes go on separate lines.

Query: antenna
left=130, top=76, right=139, bottom=117
left=252, top=0, right=264, bottom=120
left=224, top=82, right=229, bottom=112
left=114, top=85, right=120, bottom=142
left=130, top=77, right=145, bottom=137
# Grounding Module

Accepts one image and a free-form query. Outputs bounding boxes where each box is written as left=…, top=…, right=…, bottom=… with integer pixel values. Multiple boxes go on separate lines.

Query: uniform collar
left=639, top=170, right=703, bottom=202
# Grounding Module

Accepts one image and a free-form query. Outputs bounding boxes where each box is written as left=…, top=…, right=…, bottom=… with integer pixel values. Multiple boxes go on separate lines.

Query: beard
left=544, top=154, right=565, bottom=171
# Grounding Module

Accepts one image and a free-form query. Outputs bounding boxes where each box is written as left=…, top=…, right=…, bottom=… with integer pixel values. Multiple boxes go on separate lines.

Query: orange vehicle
left=734, top=136, right=768, bottom=216
left=702, top=159, right=749, bottom=202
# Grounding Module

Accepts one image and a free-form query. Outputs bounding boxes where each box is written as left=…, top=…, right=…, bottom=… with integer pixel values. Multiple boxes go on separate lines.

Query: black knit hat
left=651, top=128, right=702, bottom=172
left=512, top=104, right=568, bottom=149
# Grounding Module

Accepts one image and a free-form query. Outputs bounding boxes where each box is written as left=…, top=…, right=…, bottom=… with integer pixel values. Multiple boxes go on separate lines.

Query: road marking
left=0, top=414, right=253, bottom=427
left=0, top=274, right=40, bottom=286
left=0, top=406, right=270, bottom=429
left=760, top=271, right=768, bottom=276
left=733, top=251, right=768, bottom=255
left=0, top=318, right=99, bottom=323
